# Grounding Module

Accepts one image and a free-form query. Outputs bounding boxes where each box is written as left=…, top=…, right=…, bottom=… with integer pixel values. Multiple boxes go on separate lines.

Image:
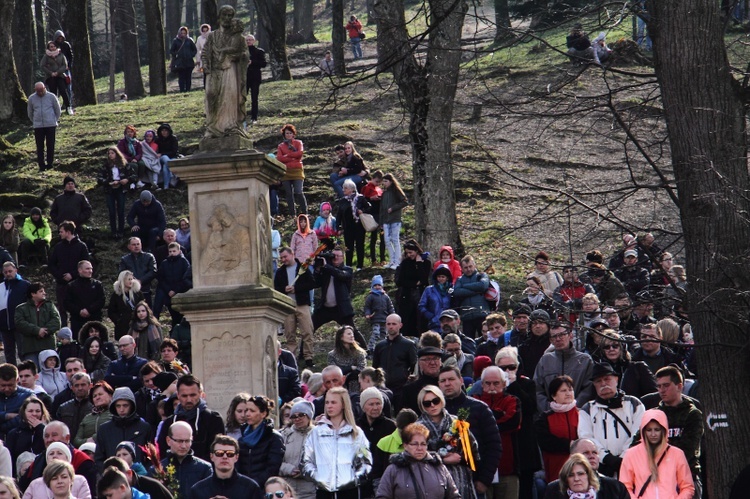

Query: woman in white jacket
left=279, top=398, right=316, bottom=499
left=303, top=387, right=371, bottom=499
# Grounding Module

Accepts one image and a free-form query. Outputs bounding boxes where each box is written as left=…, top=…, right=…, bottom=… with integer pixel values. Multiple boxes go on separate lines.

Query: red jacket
left=433, top=245, right=462, bottom=284
left=277, top=139, right=304, bottom=170
left=474, top=391, right=521, bottom=476
left=346, top=20, right=362, bottom=39
left=535, top=408, right=579, bottom=482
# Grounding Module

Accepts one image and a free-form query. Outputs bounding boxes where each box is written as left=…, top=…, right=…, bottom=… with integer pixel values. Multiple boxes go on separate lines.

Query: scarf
left=283, top=139, right=297, bottom=152
left=175, top=400, right=207, bottom=427
left=126, top=136, right=137, bottom=157
left=370, top=287, right=383, bottom=296
left=595, top=391, right=624, bottom=408
left=46, top=48, right=61, bottom=58
left=436, top=281, right=451, bottom=296
left=240, top=421, right=267, bottom=448
left=91, top=403, right=108, bottom=415
left=345, top=193, right=360, bottom=222
left=550, top=401, right=577, bottom=413
left=567, top=486, right=596, bottom=499
left=527, top=293, right=544, bottom=306
left=132, top=321, right=161, bottom=348
left=418, top=410, right=454, bottom=450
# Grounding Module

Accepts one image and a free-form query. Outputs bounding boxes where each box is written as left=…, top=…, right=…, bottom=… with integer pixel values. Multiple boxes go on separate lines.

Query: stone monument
left=170, top=12, right=294, bottom=415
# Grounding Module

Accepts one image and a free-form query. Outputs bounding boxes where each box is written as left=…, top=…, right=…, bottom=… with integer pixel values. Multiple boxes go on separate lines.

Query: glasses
left=422, top=397, right=441, bottom=408
left=602, top=344, right=620, bottom=350
left=419, top=357, right=441, bottom=364
left=212, top=450, right=237, bottom=458
left=498, top=364, right=518, bottom=371
left=290, top=413, right=307, bottom=419
left=550, top=332, right=570, bottom=339
left=170, top=438, right=192, bottom=445
left=265, top=492, right=285, bottom=499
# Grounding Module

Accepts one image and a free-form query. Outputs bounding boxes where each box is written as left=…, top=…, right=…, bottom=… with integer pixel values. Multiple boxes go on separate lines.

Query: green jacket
left=74, top=410, right=113, bottom=448
left=21, top=217, right=52, bottom=243
left=14, top=299, right=60, bottom=356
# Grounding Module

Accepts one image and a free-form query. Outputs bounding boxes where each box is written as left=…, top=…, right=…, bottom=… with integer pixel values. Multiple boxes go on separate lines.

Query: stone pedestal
left=170, top=149, right=294, bottom=416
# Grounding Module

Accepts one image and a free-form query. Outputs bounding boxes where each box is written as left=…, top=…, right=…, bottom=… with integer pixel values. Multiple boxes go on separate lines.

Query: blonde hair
left=326, top=387, right=359, bottom=438
left=642, top=418, right=668, bottom=484
left=559, top=453, right=599, bottom=492
left=657, top=318, right=680, bottom=344
left=114, top=270, right=142, bottom=303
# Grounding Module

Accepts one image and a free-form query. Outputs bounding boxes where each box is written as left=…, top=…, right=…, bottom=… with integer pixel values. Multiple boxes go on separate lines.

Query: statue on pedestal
left=202, top=5, right=249, bottom=139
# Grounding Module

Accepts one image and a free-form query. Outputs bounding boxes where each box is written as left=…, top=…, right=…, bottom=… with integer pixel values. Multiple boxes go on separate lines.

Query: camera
left=315, top=252, right=335, bottom=267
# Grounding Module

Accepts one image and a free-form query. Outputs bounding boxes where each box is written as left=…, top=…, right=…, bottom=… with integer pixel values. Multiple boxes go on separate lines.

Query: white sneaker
left=67, top=107, right=74, bottom=115
left=136, top=181, right=145, bottom=188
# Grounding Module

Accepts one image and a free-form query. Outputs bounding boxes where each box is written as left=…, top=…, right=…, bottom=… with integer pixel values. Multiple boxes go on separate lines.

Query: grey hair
left=495, top=345, right=519, bottom=364
left=480, top=365, right=508, bottom=386
left=342, top=179, right=358, bottom=193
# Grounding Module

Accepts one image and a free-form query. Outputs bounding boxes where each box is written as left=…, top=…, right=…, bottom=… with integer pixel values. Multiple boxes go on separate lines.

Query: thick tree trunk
left=246, top=0, right=256, bottom=34
left=494, top=0, right=511, bottom=42
left=0, top=0, right=28, bottom=121
left=143, top=0, right=167, bottom=95
left=292, top=0, right=304, bottom=41
left=115, top=0, right=146, bottom=98
left=648, top=1, right=750, bottom=498
left=373, top=0, right=465, bottom=254
left=255, top=0, right=292, bottom=80
left=63, top=0, right=97, bottom=106
left=201, top=0, right=217, bottom=29
left=13, top=0, right=34, bottom=94
left=34, top=0, right=46, bottom=54
left=46, top=0, right=62, bottom=36
left=332, top=0, right=346, bottom=74
left=301, top=0, right=316, bottom=41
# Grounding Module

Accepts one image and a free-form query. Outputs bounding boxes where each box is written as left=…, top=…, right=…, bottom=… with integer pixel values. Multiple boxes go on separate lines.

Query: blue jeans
left=383, top=222, right=401, bottom=265
left=330, top=173, right=360, bottom=198
left=160, top=156, right=172, bottom=189
left=105, top=188, right=127, bottom=234
left=367, top=322, right=384, bottom=352
left=350, top=37, right=363, bottom=59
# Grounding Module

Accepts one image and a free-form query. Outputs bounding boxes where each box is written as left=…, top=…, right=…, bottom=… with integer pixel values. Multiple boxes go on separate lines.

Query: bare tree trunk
left=255, top=0, right=292, bottom=80
left=109, top=0, right=117, bottom=101
left=301, top=0, right=316, bottom=41
left=0, top=0, right=27, bottom=121
left=34, top=0, right=46, bottom=54
left=332, top=0, right=346, bottom=74
left=114, top=0, right=146, bottom=98
left=246, top=0, right=256, bottom=34
left=63, top=0, right=97, bottom=106
left=494, top=0, right=511, bottom=42
left=292, top=0, right=304, bottom=41
left=13, top=0, right=34, bottom=94
left=46, top=0, right=62, bottom=36
left=373, top=0, right=465, bottom=254
left=165, top=0, right=183, bottom=51
left=143, top=0, right=167, bottom=95
left=185, top=0, right=196, bottom=28
left=648, top=1, right=750, bottom=498
left=201, top=0, right=217, bottom=28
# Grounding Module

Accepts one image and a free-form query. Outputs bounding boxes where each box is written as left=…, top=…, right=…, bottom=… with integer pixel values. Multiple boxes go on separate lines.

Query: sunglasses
left=602, top=344, right=620, bottom=350
left=212, top=450, right=237, bottom=458
left=290, top=413, right=307, bottom=419
left=265, top=492, right=285, bottom=499
left=498, top=364, right=518, bottom=371
left=422, top=397, right=441, bottom=408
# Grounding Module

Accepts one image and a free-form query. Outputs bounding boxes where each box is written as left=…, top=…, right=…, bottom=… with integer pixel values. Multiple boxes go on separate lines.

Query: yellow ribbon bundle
left=455, top=420, right=476, bottom=471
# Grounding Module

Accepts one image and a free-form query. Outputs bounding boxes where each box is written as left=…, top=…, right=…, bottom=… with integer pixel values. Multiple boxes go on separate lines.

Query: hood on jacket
left=39, top=350, right=60, bottom=370
left=438, top=245, right=456, bottom=262
left=110, top=387, right=136, bottom=416
left=54, top=30, right=66, bottom=41
left=296, top=214, right=312, bottom=235
left=78, top=320, right=111, bottom=345
left=640, top=408, right=669, bottom=435
left=157, top=123, right=173, bottom=137
left=432, top=264, right=453, bottom=283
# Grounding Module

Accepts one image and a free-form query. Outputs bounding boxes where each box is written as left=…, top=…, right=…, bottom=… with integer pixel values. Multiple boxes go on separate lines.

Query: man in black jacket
left=274, top=247, right=316, bottom=367
left=95, top=387, right=153, bottom=472
left=50, top=176, right=92, bottom=232
left=119, top=237, right=157, bottom=307
left=312, top=246, right=366, bottom=347
left=245, top=35, right=266, bottom=123
left=64, top=260, right=105, bottom=338
left=47, top=221, right=90, bottom=326
left=439, top=365, right=502, bottom=496
left=372, top=314, right=417, bottom=395
left=154, top=243, right=192, bottom=325
left=157, top=375, right=225, bottom=461
left=190, top=435, right=262, bottom=499
left=56, top=372, right=92, bottom=438
left=127, top=191, right=167, bottom=253
left=1, top=262, right=30, bottom=365
left=398, top=346, right=442, bottom=413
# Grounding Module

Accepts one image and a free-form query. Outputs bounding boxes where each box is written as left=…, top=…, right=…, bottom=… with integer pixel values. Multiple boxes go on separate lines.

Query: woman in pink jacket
left=276, top=124, right=308, bottom=218
left=619, top=409, right=694, bottom=499
left=290, top=214, right=318, bottom=263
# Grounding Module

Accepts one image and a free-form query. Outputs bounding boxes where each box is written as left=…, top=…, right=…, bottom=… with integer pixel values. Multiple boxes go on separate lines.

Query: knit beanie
left=140, top=190, right=153, bottom=202
left=116, top=441, right=137, bottom=460
left=56, top=327, right=73, bottom=341
left=46, top=442, right=72, bottom=463
left=371, top=275, right=383, bottom=288
left=290, top=398, right=315, bottom=420
left=63, top=176, right=76, bottom=187
left=320, top=202, right=332, bottom=212
left=359, top=387, right=384, bottom=410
